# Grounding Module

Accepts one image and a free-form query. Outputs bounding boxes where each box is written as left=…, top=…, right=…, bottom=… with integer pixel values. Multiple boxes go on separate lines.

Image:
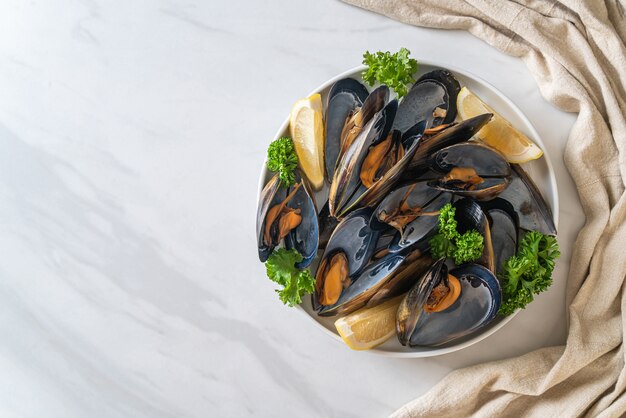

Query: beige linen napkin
left=340, top=0, right=626, bottom=416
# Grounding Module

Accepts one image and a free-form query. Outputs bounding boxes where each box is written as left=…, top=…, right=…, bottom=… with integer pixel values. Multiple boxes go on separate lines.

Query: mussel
left=324, top=78, right=368, bottom=181
left=316, top=245, right=432, bottom=317
left=366, top=252, right=433, bottom=308
left=427, top=143, right=511, bottom=200
left=257, top=174, right=288, bottom=262
left=345, top=121, right=429, bottom=213
left=405, top=114, right=493, bottom=176
left=328, top=98, right=398, bottom=217
left=313, top=208, right=380, bottom=309
left=284, top=175, right=320, bottom=268
left=329, top=111, right=431, bottom=219
left=498, top=164, right=557, bottom=235
left=397, top=260, right=501, bottom=347
left=375, top=181, right=452, bottom=253
left=393, top=69, right=461, bottom=133
left=325, top=80, right=382, bottom=181
left=256, top=173, right=319, bottom=268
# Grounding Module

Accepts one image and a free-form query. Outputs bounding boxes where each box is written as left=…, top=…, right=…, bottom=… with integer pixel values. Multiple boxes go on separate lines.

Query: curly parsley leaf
left=265, top=248, right=315, bottom=307
left=454, top=231, right=484, bottom=265
left=362, top=48, right=419, bottom=98
left=498, top=231, right=560, bottom=316
left=437, top=203, right=459, bottom=240
left=429, top=233, right=456, bottom=260
left=429, top=203, right=484, bottom=264
left=267, top=137, right=298, bottom=187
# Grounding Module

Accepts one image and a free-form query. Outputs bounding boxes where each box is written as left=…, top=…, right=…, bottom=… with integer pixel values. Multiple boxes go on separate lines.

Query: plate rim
left=256, top=60, right=560, bottom=358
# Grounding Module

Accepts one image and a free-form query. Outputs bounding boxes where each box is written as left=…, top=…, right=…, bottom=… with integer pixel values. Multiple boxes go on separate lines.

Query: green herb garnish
left=267, top=136, right=298, bottom=186
left=454, top=230, right=484, bottom=265
left=362, top=48, right=419, bottom=98
left=265, top=248, right=315, bottom=307
left=498, top=231, right=560, bottom=316
left=428, top=203, right=484, bottom=264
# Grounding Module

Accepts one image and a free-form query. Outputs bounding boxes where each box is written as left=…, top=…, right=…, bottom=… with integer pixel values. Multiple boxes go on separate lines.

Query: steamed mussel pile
left=257, top=67, right=558, bottom=350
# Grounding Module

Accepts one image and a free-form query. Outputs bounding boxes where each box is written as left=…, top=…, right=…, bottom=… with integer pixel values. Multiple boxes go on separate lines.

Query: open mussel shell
left=397, top=262, right=501, bottom=347
left=335, top=85, right=390, bottom=170
left=498, top=164, right=557, bottom=235
left=329, top=96, right=397, bottom=218
left=313, top=207, right=381, bottom=311
left=317, top=207, right=380, bottom=279
left=367, top=253, right=434, bottom=308
left=427, top=142, right=512, bottom=200
left=256, top=174, right=286, bottom=262
left=406, top=114, right=493, bottom=175
left=375, top=181, right=451, bottom=253
left=325, top=78, right=369, bottom=181
left=283, top=175, right=319, bottom=268
left=393, top=69, right=461, bottom=133
left=480, top=198, right=519, bottom=273
left=338, top=120, right=428, bottom=217
left=256, top=172, right=319, bottom=267
left=317, top=252, right=404, bottom=317
left=317, top=246, right=430, bottom=317
left=396, top=258, right=447, bottom=346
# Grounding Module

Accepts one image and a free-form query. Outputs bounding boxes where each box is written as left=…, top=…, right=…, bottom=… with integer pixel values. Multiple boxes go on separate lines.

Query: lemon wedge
left=334, top=296, right=403, bottom=351
left=289, top=94, right=325, bottom=190
left=457, top=87, right=543, bottom=163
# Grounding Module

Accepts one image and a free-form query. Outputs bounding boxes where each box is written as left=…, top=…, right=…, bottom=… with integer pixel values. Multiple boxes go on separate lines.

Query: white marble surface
left=0, top=0, right=582, bottom=417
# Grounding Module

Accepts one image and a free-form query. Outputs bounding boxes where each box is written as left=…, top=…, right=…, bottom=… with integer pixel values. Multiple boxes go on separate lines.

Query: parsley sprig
left=267, top=137, right=298, bottom=187
left=498, top=231, right=560, bottom=316
left=428, top=203, right=484, bottom=265
left=265, top=248, right=315, bottom=307
left=362, top=48, right=419, bottom=98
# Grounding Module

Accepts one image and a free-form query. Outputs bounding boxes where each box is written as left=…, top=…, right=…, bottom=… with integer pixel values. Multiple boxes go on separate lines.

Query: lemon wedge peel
left=457, top=87, right=543, bottom=164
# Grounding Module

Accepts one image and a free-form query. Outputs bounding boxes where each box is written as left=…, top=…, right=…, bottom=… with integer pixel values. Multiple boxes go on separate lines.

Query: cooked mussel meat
left=342, top=126, right=425, bottom=214
left=329, top=115, right=429, bottom=219
left=397, top=261, right=501, bottom=347
left=328, top=98, right=397, bottom=217
left=396, top=257, right=448, bottom=345
left=428, top=143, right=511, bottom=200
left=336, top=85, right=389, bottom=170
left=257, top=174, right=293, bottom=261
left=405, top=114, right=493, bottom=175
left=366, top=253, right=434, bottom=308
left=325, top=79, right=376, bottom=180
left=256, top=173, right=319, bottom=268
left=314, top=208, right=380, bottom=309
left=394, top=69, right=461, bottom=133
left=283, top=175, right=320, bottom=268
left=375, top=181, right=452, bottom=253
left=317, top=246, right=431, bottom=317
left=360, top=130, right=405, bottom=188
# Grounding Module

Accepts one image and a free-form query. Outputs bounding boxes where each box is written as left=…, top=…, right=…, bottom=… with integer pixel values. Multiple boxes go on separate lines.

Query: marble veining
left=0, top=0, right=580, bottom=416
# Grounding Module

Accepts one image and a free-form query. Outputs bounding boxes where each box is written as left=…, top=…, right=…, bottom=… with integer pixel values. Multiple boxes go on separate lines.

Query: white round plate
left=257, top=61, right=559, bottom=357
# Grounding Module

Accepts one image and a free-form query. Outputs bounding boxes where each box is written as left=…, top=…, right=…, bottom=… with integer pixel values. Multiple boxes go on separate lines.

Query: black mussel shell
left=256, top=174, right=287, bottom=262
left=393, top=69, right=461, bottom=133
left=325, top=78, right=369, bottom=181
left=498, top=164, right=557, bottom=235
left=283, top=176, right=319, bottom=268
left=398, top=263, right=501, bottom=347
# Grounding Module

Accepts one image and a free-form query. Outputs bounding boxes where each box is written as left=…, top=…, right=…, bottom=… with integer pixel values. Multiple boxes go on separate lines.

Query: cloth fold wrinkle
left=340, top=0, right=626, bottom=416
